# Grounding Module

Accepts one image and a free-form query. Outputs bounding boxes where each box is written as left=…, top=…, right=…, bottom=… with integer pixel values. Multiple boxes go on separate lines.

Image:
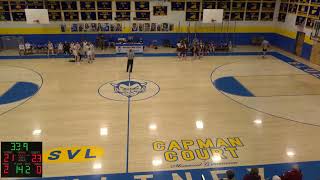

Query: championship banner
left=27, top=0, right=44, bottom=9
left=245, top=12, right=259, bottom=21
left=80, top=1, right=96, bottom=10
left=247, top=2, right=260, bottom=11
left=81, top=12, right=96, bottom=20
left=186, top=2, right=200, bottom=11
left=49, top=12, right=62, bottom=21
left=115, top=11, right=130, bottom=21
left=0, top=1, right=9, bottom=11
left=262, top=2, right=276, bottom=11
left=12, top=12, right=26, bottom=21
left=231, top=12, right=244, bottom=21
left=98, top=12, right=112, bottom=21
left=135, top=1, right=149, bottom=10
left=135, top=12, right=150, bottom=20
left=153, top=6, right=167, bottom=16
left=186, top=12, right=200, bottom=21
left=232, top=2, right=246, bottom=11
left=61, top=1, right=77, bottom=10
left=97, top=1, right=112, bottom=10
left=260, top=12, right=274, bottom=21
left=10, top=1, right=27, bottom=10
left=116, top=1, right=130, bottom=10
left=64, top=12, right=79, bottom=21
left=0, top=12, right=10, bottom=21
left=202, top=1, right=216, bottom=9
left=47, top=1, right=60, bottom=10
left=171, top=1, right=185, bottom=11
left=277, top=13, right=286, bottom=22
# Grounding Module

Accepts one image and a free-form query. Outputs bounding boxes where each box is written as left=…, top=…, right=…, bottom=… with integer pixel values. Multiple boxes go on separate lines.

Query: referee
left=126, top=49, right=134, bottom=73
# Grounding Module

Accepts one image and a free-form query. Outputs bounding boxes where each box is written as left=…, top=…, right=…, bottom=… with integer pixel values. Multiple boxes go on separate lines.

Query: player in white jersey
left=261, top=39, right=270, bottom=58
left=89, top=43, right=95, bottom=60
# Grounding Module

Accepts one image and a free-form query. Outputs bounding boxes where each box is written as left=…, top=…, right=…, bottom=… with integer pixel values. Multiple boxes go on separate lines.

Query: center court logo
left=98, top=79, right=160, bottom=101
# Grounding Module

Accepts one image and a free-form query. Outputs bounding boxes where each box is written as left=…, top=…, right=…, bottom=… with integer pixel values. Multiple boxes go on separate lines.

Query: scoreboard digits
left=1, top=142, right=42, bottom=177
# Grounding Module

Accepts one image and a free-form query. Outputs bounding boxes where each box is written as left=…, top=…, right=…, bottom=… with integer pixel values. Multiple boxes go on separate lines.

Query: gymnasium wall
left=0, top=0, right=318, bottom=60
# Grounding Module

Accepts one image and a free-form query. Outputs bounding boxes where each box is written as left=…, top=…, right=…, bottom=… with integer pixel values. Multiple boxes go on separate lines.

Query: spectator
left=89, top=43, right=95, bottom=60
left=272, top=175, right=281, bottom=180
left=57, top=42, right=64, bottom=54
left=226, top=170, right=235, bottom=180
left=18, top=42, right=25, bottom=56
left=280, top=166, right=302, bottom=180
left=243, top=168, right=261, bottom=180
left=63, top=41, right=70, bottom=55
left=25, top=42, right=31, bottom=54
left=47, top=41, right=54, bottom=56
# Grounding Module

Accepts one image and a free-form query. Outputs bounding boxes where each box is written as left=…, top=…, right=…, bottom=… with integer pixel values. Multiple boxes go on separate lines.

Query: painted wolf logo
left=110, top=80, right=147, bottom=98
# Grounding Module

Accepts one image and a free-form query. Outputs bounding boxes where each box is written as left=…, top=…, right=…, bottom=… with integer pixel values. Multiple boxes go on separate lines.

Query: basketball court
left=1, top=0, right=320, bottom=179
left=0, top=48, right=320, bottom=179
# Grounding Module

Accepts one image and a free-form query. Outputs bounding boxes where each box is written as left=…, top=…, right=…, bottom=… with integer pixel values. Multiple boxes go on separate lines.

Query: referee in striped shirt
left=127, top=49, right=134, bottom=73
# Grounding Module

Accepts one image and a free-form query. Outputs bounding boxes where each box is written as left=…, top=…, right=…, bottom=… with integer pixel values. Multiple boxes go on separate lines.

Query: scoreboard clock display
left=1, top=142, right=42, bottom=178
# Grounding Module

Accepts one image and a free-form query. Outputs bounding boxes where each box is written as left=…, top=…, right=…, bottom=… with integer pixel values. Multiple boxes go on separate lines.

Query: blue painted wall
left=0, top=32, right=312, bottom=59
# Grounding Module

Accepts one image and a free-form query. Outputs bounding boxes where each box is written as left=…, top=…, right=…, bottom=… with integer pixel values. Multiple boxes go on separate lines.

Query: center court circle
left=98, top=79, right=160, bottom=101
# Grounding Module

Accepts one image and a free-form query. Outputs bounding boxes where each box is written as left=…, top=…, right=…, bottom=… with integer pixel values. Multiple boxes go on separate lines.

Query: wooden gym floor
left=0, top=48, right=320, bottom=178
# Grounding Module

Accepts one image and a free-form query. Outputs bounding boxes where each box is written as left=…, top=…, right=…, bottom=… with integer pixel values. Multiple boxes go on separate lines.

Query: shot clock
left=1, top=142, right=42, bottom=177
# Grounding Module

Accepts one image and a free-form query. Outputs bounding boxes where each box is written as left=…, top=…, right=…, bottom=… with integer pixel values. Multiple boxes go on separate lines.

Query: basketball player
left=176, top=41, right=182, bottom=60
left=127, top=49, right=134, bottom=73
left=89, top=43, right=95, bottom=60
left=87, top=46, right=94, bottom=64
left=47, top=41, right=54, bottom=56
left=18, top=43, right=25, bottom=56
left=73, top=43, right=80, bottom=64
left=261, top=39, right=270, bottom=58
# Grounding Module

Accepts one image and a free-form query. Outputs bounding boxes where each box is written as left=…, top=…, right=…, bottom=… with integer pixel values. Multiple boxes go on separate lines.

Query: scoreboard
left=1, top=142, right=42, bottom=178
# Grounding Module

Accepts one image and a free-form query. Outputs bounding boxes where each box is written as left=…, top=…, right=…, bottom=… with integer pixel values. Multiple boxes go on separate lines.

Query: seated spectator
left=18, top=42, right=25, bottom=56
left=280, top=166, right=302, bottom=180
left=25, top=42, right=31, bottom=54
left=58, top=42, right=64, bottom=54
left=226, top=169, right=235, bottom=180
left=272, top=175, right=281, bottom=180
left=243, top=168, right=261, bottom=180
